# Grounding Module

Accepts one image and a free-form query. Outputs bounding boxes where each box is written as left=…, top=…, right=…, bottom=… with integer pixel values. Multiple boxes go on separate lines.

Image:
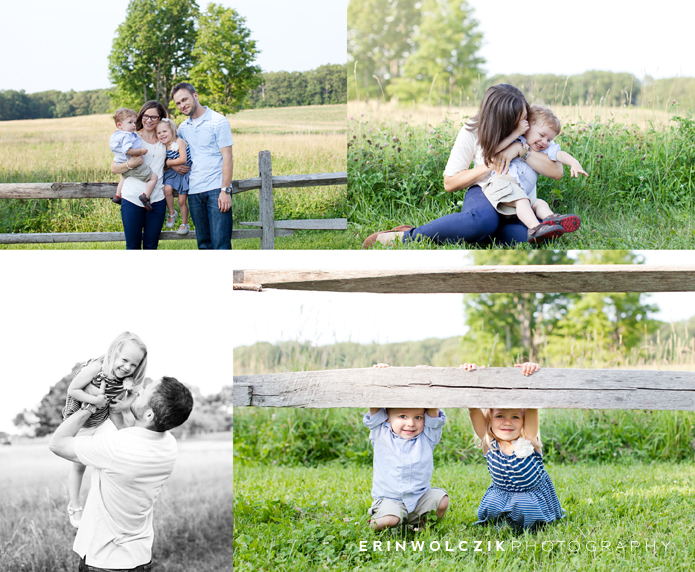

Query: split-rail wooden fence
left=233, top=264, right=695, bottom=409
left=0, top=150, right=347, bottom=249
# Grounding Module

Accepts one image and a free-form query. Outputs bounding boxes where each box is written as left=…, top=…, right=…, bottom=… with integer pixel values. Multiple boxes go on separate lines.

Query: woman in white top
left=111, top=101, right=168, bottom=249
left=362, top=84, right=563, bottom=248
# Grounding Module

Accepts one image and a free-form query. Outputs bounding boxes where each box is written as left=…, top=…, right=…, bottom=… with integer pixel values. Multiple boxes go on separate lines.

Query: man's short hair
left=529, top=105, right=562, bottom=135
left=171, top=82, right=197, bottom=100
left=113, top=108, right=137, bottom=126
left=150, top=376, right=194, bottom=432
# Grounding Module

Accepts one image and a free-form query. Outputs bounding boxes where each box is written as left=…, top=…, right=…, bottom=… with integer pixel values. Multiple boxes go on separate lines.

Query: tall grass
left=0, top=107, right=347, bottom=248
left=234, top=328, right=695, bottom=467
left=347, top=103, right=695, bottom=249
left=0, top=437, right=232, bottom=572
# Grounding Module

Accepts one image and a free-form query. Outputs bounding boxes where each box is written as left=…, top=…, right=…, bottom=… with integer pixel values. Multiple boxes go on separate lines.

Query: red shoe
left=528, top=223, right=565, bottom=244
left=139, top=194, right=154, bottom=212
left=542, top=214, right=580, bottom=233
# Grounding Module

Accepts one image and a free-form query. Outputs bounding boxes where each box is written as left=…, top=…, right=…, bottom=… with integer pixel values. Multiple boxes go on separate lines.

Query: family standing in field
left=49, top=332, right=194, bottom=571
left=363, top=84, right=589, bottom=248
left=365, top=363, right=564, bottom=531
left=109, top=82, right=234, bottom=250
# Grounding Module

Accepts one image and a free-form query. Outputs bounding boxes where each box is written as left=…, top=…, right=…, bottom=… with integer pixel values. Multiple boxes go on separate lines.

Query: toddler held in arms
left=364, top=363, right=449, bottom=531
left=483, top=105, right=588, bottom=243
left=61, top=332, right=147, bottom=528
left=110, top=108, right=158, bottom=211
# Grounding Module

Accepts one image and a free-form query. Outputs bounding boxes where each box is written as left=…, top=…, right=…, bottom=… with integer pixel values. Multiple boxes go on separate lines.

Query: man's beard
left=186, top=100, right=199, bottom=117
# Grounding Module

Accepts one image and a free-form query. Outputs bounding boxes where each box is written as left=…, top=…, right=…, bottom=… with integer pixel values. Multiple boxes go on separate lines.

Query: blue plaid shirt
left=364, top=408, right=446, bottom=512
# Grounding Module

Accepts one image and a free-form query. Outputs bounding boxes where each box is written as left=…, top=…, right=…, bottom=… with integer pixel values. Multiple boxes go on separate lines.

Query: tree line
left=0, top=89, right=114, bottom=122
left=348, top=0, right=694, bottom=107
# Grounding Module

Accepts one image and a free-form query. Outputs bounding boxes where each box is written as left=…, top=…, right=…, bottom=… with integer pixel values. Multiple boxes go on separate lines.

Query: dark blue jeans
left=78, top=556, right=152, bottom=572
left=188, top=189, right=233, bottom=250
left=403, top=186, right=532, bottom=246
left=120, top=198, right=166, bottom=250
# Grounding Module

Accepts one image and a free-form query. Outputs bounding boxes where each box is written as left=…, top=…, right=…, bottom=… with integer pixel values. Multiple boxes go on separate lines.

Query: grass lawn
left=234, top=463, right=695, bottom=571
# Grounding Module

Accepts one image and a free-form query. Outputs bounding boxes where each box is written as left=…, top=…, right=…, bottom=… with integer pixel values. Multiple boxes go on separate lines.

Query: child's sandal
left=165, top=211, right=177, bottom=229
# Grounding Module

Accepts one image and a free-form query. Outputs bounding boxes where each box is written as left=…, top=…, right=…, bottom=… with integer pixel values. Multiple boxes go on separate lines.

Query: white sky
left=469, top=0, right=693, bottom=80
left=1, top=0, right=347, bottom=93
left=2, top=253, right=233, bottom=434
left=232, top=250, right=695, bottom=349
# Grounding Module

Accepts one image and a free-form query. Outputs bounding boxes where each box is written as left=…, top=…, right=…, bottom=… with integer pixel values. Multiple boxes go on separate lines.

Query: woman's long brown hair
left=135, top=100, right=169, bottom=132
left=466, top=84, right=530, bottom=166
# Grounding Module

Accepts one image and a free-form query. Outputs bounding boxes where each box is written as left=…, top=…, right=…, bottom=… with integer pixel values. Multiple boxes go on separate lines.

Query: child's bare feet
left=373, top=363, right=390, bottom=368
left=459, top=363, right=480, bottom=371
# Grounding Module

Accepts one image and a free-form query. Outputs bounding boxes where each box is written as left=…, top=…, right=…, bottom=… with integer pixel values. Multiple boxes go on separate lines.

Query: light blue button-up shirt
left=177, top=107, right=233, bottom=196
left=109, top=131, right=143, bottom=163
left=364, top=408, right=446, bottom=512
left=492, top=136, right=561, bottom=197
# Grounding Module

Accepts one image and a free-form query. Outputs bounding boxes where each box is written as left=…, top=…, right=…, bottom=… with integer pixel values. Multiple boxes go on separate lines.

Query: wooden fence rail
left=0, top=150, right=347, bottom=249
left=233, top=367, right=695, bottom=410
left=233, top=265, right=695, bottom=293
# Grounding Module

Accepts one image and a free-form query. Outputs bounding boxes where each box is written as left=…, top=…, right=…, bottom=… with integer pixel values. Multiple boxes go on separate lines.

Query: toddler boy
left=110, top=108, right=157, bottom=211
left=364, top=406, right=449, bottom=530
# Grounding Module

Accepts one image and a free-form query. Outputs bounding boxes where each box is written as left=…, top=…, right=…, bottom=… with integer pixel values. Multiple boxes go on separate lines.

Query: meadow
left=0, top=104, right=347, bottom=250
left=347, top=101, right=695, bottom=250
left=234, top=330, right=695, bottom=570
left=0, top=434, right=233, bottom=571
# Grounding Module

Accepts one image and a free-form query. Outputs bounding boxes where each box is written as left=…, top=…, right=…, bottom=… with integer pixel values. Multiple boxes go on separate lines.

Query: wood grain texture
left=0, top=173, right=347, bottom=199
left=258, top=150, right=274, bottom=251
left=0, top=230, right=198, bottom=243
left=239, top=218, right=347, bottom=230
left=233, top=367, right=695, bottom=410
left=232, top=266, right=695, bottom=293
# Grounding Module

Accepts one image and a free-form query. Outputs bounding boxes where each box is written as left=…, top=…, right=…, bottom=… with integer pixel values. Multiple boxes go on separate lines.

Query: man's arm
left=48, top=407, right=93, bottom=462
left=218, top=145, right=233, bottom=213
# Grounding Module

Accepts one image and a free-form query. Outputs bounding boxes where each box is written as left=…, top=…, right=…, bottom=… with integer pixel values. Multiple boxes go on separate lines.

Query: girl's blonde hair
left=158, top=118, right=178, bottom=139
left=102, top=331, right=148, bottom=387
left=474, top=408, right=541, bottom=450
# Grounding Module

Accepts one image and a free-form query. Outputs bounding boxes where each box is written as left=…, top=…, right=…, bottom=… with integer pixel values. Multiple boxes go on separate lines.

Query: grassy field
left=0, top=105, right=347, bottom=250
left=347, top=100, right=695, bottom=250
left=234, top=462, right=695, bottom=571
left=0, top=434, right=232, bottom=571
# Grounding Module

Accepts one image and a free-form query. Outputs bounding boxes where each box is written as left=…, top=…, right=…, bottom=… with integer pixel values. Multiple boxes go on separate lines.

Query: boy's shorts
left=368, top=487, right=448, bottom=525
left=122, top=162, right=153, bottom=182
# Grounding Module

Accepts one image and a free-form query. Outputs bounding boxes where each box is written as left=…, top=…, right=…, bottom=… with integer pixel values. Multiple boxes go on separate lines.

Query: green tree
left=388, top=0, right=484, bottom=104
left=109, top=0, right=200, bottom=110
left=347, top=0, right=420, bottom=99
left=462, top=251, right=659, bottom=367
left=461, top=251, right=575, bottom=365
left=189, top=3, right=262, bottom=114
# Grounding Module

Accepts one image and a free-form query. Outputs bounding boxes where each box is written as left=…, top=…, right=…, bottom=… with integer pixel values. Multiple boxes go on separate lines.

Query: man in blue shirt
left=171, top=83, right=233, bottom=249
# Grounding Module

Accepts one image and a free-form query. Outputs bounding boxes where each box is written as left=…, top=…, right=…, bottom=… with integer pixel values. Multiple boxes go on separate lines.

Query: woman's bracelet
left=125, top=159, right=131, bottom=169
left=519, top=143, right=531, bottom=162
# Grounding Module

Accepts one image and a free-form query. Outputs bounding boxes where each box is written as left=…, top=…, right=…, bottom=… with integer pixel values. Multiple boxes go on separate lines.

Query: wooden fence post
left=258, top=150, right=274, bottom=250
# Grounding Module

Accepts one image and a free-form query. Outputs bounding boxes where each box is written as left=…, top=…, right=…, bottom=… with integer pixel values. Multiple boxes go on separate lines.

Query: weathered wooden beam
left=233, top=367, right=695, bottom=410
left=258, top=151, right=275, bottom=250
left=0, top=172, right=347, bottom=199
left=239, top=218, right=348, bottom=230
left=232, top=229, right=294, bottom=240
left=232, top=266, right=695, bottom=294
left=0, top=228, right=295, bottom=244
left=233, top=172, right=347, bottom=194
left=0, top=230, right=197, bottom=244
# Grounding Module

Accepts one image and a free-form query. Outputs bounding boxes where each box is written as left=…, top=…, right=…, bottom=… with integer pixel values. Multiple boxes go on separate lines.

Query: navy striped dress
left=476, top=439, right=564, bottom=529
left=162, top=145, right=192, bottom=192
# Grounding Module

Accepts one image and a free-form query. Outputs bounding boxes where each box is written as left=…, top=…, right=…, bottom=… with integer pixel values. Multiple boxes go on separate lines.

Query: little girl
left=157, top=118, right=192, bottom=235
left=61, top=331, right=147, bottom=528
left=465, top=362, right=564, bottom=529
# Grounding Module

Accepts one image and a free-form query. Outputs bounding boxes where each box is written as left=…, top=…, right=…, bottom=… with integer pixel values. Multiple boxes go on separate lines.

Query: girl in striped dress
left=466, top=362, right=564, bottom=529
left=61, top=332, right=148, bottom=528
left=157, top=118, right=193, bottom=235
